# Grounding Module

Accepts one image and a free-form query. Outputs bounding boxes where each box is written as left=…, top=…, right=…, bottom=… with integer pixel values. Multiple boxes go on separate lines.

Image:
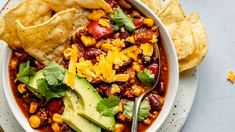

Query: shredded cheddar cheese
left=227, top=70, right=235, bottom=84
left=68, top=45, right=78, bottom=87
left=140, top=43, right=153, bottom=56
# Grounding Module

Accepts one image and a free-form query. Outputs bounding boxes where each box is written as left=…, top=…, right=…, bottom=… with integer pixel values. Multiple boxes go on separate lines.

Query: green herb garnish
left=109, top=7, right=136, bottom=32
left=16, top=61, right=36, bottom=85
left=37, top=79, right=67, bottom=103
left=137, top=69, right=155, bottom=86
left=123, top=100, right=151, bottom=121
left=96, top=96, right=120, bottom=117
left=43, top=62, right=65, bottom=86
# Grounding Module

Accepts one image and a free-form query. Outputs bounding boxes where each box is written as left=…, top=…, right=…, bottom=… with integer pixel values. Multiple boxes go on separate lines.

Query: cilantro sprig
left=37, top=62, right=67, bottom=103
left=43, top=62, right=65, bottom=86
left=137, top=69, right=155, bottom=86
left=123, top=100, right=151, bottom=121
left=37, top=79, right=67, bottom=103
left=109, top=7, right=136, bottom=32
left=16, top=61, right=36, bottom=85
left=96, top=96, right=120, bottom=117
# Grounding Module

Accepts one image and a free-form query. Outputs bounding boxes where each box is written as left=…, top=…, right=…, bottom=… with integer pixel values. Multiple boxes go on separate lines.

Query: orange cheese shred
left=68, top=45, right=78, bottom=88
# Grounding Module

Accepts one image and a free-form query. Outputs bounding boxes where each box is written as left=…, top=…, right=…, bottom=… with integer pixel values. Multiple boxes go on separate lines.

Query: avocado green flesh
left=62, top=90, right=101, bottom=132
left=28, top=70, right=44, bottom=98
left=28, top=70, right=115, bottom=131
left=63, top=73, right=115, bottom=131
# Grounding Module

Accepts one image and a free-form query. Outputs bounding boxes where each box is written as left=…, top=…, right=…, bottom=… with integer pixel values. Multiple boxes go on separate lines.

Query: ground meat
left=134, top=28, right=155, bottom=43
left=35, top=108, right=48, bottom=125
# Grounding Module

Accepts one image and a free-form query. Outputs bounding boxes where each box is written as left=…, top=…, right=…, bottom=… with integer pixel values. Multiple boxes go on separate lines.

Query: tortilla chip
left=141, top=0, right=161, bottom=13
left=167, top=19, right=195, bottom=59
left=179, top=13, right=208, bottom=72
left=158, top=0, right=185, bottom=24
left=0, top=0, right=52, bottom=49
left=158, top=0, right=195, bottom=59
left=15, top=9, right=77, bottom=65
left=43, top=0, right=82, bottom=12
left=75, top=0, right=112, bottom=13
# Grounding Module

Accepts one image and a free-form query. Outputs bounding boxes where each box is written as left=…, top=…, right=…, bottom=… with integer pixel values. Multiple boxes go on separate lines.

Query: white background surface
left=0, top=0, right=235, bottom=132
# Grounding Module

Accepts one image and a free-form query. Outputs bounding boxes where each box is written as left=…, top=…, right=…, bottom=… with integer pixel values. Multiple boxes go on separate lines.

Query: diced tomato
left=87, top=21, right=113, bottom=39
left=140, top=64, right=159, bottom=77
left=47, top=99, right=63, bottom=113
left=133, top=18, right=144, bottom=28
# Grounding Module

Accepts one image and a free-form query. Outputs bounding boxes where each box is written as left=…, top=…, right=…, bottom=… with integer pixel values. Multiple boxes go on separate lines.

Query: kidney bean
left=141, top=55, right=152, bottom=66
left=147, top=93, right=164, bottom=111
left=157, top=82, right=166, bottom=96
left=47, top=99, right=63, bottom=113
left=83, top=48, right=101, bottom=60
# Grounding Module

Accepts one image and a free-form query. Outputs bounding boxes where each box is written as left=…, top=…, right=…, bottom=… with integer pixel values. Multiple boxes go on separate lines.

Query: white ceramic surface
left=0, top=0, right=180, bottom=132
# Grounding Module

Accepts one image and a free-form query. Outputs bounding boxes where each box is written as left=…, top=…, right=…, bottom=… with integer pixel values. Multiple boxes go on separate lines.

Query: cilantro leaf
left=123, top=100, right=151, bottom=121
left=137, top=69, right=155, bottom=86
left=109, top=7, right=136, bottom=32
left=37, top=79, right=67, bottom=103
left=16, top=61, right=36, bottom=85
left=96, top=96, right=120, bottom=117
left=43, top=62, right=65, bottom=86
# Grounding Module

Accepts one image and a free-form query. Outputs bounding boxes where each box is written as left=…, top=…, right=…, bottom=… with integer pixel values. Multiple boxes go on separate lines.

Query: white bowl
left=0, top=0, right=179, bottom=131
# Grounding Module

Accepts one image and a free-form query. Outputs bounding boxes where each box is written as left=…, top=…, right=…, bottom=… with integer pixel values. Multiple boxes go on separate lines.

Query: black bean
left=142, top=55, right=152, bottom=66
left=116, top=59, right=133, bottom=72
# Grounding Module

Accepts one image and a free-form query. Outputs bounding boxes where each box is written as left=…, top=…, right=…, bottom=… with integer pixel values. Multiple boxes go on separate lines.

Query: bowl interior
left=128, top=1, right=179, bottom=131
left=1, top=0, right=179, bottom=131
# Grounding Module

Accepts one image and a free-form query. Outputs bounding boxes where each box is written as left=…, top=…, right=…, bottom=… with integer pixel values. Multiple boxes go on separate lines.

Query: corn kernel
left=98, top=19, right=110, bottom=28
left=29, top=102, right=38, bottom=114
left=143, top=118, right=151, bottom=125
left=81, top=36, right=96, bottom=47
left=227, top=70, right=235, bottom=84
left=17, top=84, right=26, bottom=94
left=113, top=74, right=129, bottom=82
left=118, top=102, right=123, bottom=112
left=87, top=10, right=106, bottom=20
left=52, top=113, right=63, bottom=124
left=63, top=48, right=73, bottom=60
left=10, top=60, right=17, bottom=70
left=143, top=18, right=154, bottom=27
left=101, top=43, right=114, bottom=51
left=132, top=86, right=144, bottom=97
left=115, top=123, right=124, bottom=132
left=51, top=123, right=60, bottom=132
left=125, top=36, right=135, bottom=44
left=111, top=84, right=121, bottom=94
left=29, top=115, right=41, bottom=128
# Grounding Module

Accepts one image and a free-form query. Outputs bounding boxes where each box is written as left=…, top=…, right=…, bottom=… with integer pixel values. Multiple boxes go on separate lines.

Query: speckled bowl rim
left=0, top=0, right=179, bottom=131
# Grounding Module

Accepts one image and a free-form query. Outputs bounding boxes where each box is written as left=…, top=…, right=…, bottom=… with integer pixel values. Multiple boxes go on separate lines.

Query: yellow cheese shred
left=68, top=45, right=78, bottom=88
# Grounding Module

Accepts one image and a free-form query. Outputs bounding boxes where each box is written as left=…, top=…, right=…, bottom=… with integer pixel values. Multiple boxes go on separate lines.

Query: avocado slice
left=28, top=70, right=44, bottom=97
left=63, top=73, right=116, bottom=131
left=28, top=70, right=116, bottom=131
left=62, top=90, right=101, bottom=132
